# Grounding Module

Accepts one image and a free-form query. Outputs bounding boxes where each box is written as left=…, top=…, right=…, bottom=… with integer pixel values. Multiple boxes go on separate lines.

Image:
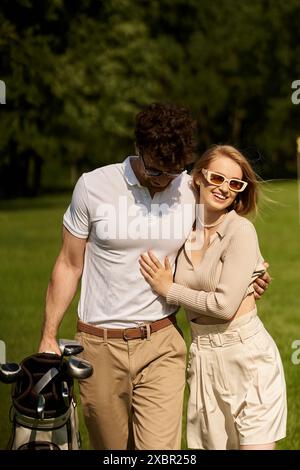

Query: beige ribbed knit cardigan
left=166, top=210, right=265, bottom=321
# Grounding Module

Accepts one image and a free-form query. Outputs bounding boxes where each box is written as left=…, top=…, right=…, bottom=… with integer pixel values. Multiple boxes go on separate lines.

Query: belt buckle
left=123, top=328, right=132, bottom=341
left=123, top=324, right=150, bottom=341
left=208, top=332, right=223, bottom=347
left=139, top=325, right=148, bottom=339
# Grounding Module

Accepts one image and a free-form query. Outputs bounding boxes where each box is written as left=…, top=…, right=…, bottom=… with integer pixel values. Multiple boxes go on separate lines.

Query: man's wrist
left=40, top=332, right=57, bottom=342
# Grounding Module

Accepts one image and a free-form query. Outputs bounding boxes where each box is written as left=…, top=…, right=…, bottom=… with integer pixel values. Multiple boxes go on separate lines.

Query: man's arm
left=253, top=262, right=271, bottom=299
left=38, top=227, right=87, bottom=354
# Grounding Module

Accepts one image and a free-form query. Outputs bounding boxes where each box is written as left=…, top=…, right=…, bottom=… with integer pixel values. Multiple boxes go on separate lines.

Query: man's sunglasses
left=140, top=155, right=184, bottom=178
left=201, top=169, right=248, bottom=192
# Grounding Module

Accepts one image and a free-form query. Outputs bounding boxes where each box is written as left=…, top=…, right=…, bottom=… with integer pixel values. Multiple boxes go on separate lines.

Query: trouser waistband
left=191, top=309, right=263, bottom=348
left=77, top=314, right=177, bottom=341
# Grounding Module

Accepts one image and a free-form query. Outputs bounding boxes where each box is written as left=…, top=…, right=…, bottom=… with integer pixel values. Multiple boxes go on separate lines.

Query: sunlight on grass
left=0, top=181, right=299, bottom=449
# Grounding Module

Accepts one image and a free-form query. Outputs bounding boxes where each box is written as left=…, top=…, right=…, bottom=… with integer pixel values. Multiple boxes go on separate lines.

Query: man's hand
left=253, top=262, right=271, bottom=300
left=38, top=337, right=61, bottom=355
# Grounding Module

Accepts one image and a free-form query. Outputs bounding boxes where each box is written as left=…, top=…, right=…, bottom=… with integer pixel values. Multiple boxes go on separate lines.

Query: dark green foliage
left=1, top=0, right=300, bottom=197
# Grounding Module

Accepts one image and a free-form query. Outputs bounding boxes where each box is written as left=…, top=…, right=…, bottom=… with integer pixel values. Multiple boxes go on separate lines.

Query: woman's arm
left=140, top=224, right=264, bottom=321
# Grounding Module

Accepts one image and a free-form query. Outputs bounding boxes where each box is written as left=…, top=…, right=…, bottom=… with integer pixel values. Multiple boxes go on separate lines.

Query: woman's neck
left=204, top=211, right=227, bottom=227
left=198, top=203, right=228, bottom=228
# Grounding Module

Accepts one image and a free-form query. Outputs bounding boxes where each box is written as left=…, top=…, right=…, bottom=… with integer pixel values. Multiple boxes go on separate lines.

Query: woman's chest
left=174, top=240, right=224, bottom=291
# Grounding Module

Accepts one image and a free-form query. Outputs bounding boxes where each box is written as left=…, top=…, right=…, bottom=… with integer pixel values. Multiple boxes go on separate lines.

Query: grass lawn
left=0, top=180, right=299, bottom=449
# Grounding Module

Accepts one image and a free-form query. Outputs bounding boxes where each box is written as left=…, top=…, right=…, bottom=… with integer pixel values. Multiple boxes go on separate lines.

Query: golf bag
left=7, top=353, right=81, bottom=450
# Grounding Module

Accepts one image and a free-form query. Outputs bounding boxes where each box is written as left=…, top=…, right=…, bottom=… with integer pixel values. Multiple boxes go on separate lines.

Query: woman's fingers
left=140, top=253, right=158, bottom=272
left=139, top=259, right=155, bottom=275
left=148, top=250, right=162, bottom=269
left=164, top=256, right=171, bottom=270
left=140, top=267, right=152, bottom=283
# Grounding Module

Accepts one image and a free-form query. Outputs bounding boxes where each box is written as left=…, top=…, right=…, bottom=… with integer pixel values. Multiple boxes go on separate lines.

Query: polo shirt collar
left=122, top=156, right=143, bottom=187
left=216, top=209, right=238, bottom=238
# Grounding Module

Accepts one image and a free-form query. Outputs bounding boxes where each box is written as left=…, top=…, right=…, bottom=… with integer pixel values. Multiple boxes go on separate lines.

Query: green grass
left=0, top=181, right=299, bottom=449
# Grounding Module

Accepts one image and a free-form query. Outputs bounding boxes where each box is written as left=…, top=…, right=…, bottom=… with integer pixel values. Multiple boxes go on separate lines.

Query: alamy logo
left=0, top=339, right=6, bottom=363
left=291, top=80, right=300, bottom=105
left=0, top=80, right=6, bottom=104
left=291, top=339, right=300, bottom=364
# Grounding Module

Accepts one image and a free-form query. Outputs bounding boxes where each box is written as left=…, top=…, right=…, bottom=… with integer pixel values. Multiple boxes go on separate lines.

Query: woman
left=139, top=145, right=287, bottom=450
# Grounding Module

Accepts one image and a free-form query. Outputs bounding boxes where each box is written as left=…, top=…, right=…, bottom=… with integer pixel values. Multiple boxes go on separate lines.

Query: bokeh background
left=0, top=0, right=300, bottom=450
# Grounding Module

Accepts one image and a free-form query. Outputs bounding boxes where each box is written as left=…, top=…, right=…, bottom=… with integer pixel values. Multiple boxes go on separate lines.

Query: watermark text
left=0, top=80, right=6, bottom=104
left=291, top=80, right=300, bottom=104
left=291, top=339, right=300, bottom=364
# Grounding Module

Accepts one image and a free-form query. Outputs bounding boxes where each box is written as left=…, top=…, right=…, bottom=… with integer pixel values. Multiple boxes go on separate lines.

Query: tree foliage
left=1, top=0, right=300, bottom=197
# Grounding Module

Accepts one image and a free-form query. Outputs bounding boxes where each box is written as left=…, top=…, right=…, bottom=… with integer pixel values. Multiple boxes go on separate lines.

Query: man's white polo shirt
left=63, top=156, right=196, bottom=328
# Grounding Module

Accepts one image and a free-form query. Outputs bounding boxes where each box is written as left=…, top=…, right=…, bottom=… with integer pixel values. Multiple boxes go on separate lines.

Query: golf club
left=33, top=367, right=59, bottom=394
left=0, top=362, right=22, bottom=384
left=59, top=341, right=83, bottom=372
left=37, top=394, right=45, bottom=419
left=61, top=381, right=69, bottom=407
left=58, top=339, right=84, bottom=356
left=67, top=356, right=93, bottom=380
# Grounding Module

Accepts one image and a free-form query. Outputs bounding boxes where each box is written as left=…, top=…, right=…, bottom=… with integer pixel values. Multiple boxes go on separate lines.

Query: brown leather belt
left=77, top=314, right=177, bottom=341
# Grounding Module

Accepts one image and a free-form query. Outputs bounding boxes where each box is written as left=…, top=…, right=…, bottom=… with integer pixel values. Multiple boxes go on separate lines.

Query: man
left=39, top=103, right=269, bottom=450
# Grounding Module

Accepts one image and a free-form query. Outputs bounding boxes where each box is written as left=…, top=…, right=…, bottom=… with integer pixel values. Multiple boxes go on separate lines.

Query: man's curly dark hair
left=134, top=103, right=197, bottom=167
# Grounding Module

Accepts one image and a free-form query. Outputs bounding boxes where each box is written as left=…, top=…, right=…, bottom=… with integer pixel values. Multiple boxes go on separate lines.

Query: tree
left=1, top=0, right=300, bottom=197
left=0, top=0, right=166, bottom=196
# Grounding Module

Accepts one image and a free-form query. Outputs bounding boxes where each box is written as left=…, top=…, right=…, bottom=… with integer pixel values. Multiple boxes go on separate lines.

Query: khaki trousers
left=75, top=323, right=186, bottom=450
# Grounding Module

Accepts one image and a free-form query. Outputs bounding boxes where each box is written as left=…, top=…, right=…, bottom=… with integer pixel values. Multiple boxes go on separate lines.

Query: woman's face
left=197, top=156, right=244, bottom=213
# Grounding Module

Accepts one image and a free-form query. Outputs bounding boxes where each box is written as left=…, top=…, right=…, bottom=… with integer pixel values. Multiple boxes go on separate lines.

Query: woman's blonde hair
left=192, top=145, right=260, bottom=216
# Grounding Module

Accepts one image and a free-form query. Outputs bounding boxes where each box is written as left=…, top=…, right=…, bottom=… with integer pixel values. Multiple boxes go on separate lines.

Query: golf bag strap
left=6, top=410, right=16, bottom=450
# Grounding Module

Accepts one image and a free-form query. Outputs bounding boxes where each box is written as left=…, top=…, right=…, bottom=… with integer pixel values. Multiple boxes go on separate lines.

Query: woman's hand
left=139, top=250, right=173, bottom=298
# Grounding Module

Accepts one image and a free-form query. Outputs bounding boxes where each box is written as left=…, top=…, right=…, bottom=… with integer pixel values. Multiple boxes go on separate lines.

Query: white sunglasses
left=201, top=169, right=248, bottom=192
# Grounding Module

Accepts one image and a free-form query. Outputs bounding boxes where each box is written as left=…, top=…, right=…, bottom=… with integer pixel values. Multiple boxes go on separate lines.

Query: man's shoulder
left=175, top=171, right=193, bottom=189
left=84, top=162, right=121, bottom=176
left=81, top=162, right=122, bottom=185
left=180, top=171, right=192, bottom=180
left=176, top=172, right=196, bottom=200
